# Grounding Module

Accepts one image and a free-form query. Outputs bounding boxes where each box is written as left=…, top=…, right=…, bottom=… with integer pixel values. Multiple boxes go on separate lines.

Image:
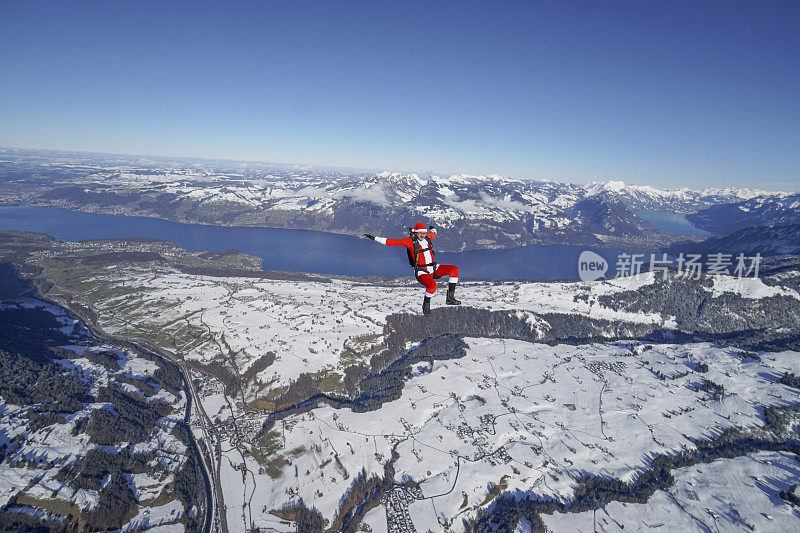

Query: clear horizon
left=1, top=1, right=798, bottom=191
left=3, top=144, right=799, bottom=193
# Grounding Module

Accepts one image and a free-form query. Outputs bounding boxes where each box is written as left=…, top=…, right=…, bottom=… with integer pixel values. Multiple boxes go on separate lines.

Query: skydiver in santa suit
left=364, top=223, right=461, bottom=316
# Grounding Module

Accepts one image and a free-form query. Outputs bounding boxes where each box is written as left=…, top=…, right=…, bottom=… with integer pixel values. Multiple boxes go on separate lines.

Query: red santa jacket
left=376, top=228, right=437, bottom=275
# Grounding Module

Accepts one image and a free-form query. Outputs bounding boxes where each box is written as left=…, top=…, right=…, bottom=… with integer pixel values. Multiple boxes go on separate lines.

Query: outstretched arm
left=364, top=234, right=407, bottom=246
left=428, top=226, right=437, bottom=239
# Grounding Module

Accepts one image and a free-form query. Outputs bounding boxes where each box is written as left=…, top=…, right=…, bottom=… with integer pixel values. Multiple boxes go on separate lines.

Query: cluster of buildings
left=194, top=373, right=225, bottom=398
left=214, top=412, right=263, bottom=447
left=233, top=414, right=265, bottom=443
left=586, top=360, right=628, bottom=379
left=193, top=373, right=266, bottom=446
left=381, top=485, right=424, bottom=533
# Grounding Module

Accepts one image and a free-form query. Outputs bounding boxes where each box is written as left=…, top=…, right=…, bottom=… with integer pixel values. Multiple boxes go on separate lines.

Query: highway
left=43, top=289, right=228, bottom=533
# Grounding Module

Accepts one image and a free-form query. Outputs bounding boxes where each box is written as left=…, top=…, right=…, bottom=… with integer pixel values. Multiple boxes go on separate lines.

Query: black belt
left=415, top=262, right=438, bottom=277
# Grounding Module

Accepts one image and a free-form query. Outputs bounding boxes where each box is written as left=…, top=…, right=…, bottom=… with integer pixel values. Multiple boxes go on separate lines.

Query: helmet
left=412, top=223, right=427, bottom=233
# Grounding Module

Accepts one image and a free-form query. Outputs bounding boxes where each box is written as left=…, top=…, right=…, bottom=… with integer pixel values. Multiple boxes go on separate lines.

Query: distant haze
left=1, top=1, right=798, bottom=190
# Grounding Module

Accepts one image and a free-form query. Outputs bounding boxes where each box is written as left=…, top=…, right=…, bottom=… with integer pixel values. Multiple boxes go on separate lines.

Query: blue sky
left=1, top=1, right=798, bottom=189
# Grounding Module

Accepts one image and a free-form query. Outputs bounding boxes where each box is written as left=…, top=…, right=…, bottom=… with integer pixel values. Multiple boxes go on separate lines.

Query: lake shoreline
left=0, top=205, right=696, bottom=281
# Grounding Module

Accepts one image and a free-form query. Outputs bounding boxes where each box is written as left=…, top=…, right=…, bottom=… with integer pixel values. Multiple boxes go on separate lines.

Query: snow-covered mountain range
left=687, top=192, right=800, bottom=234
left=584, top=179, right=771, bottom=212
left=0, top=148, right=796, bottom=251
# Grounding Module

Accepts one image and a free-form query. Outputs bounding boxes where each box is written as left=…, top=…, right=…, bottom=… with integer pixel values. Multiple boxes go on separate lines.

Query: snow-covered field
left=30, top=259, right=800, bottom=532
left=245, top=339, right=800, bottom=531
left=0, top=296, right=192, bottom=531
left=86, top=268, right=690, bottom=397
left=83, top=265, right=800, bottom=400
left=543, top=451, right=800, bottom=532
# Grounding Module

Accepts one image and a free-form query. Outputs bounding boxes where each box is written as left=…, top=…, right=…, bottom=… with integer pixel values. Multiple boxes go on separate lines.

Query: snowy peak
left=583, top=180, right=782, bottom=213
left=2, top=146, right=796, bottom=251
left=584, top=180, right=628, bottom=195
left=568, top=191, right=656, bottom=236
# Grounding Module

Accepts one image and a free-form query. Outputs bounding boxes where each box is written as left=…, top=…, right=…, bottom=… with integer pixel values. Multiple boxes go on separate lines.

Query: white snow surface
left=543, top=451, right=800, bottom=531
left=243, top=339, right=800, bottom=531
left=0, top=295, right=191, bottom=529
left=123, top=499, right=185, bottom=532
left=11, top=262, right=800, bottom=531
left=710, top=275, right=800, bottom=299
left=87, top=267, right=677, bottom=396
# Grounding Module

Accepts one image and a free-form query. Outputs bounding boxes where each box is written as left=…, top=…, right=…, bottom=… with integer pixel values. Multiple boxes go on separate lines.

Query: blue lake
left=636, top=211, right=711, bottom=236
left=0, top=205, right=627, bottom=280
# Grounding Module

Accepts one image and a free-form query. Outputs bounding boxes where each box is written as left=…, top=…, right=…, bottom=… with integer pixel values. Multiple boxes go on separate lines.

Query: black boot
left=446, top=283, right=461, bottom=305
left=422, top=295, right=432, bottom=316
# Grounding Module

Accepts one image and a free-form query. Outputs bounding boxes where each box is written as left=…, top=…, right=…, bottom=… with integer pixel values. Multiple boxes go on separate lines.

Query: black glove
left=364, top=234, right=375, bottom=240
left=429, top=225, right=436, bottom=232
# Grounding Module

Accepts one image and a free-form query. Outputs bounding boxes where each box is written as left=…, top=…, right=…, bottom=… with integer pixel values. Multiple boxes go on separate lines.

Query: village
left=28, top=249, right=800, bottom=532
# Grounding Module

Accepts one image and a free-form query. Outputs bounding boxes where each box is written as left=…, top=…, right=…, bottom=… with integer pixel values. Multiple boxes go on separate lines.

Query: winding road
left=41, top=287, right=227, bottom=533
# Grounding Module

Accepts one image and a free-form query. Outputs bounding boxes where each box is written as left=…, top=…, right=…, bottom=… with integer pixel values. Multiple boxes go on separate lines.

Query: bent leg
left=417, top=273, right=438, bottom=295
left=435, top=264, right=459, bottom=284
left=437, top=265, right=461, bottom=305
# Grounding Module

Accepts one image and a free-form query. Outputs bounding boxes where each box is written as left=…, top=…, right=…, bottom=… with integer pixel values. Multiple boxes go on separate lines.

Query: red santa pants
left=417, top=264, right=459, bottom=295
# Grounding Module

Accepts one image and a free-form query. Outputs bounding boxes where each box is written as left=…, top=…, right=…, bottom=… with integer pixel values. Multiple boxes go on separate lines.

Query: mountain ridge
left=1, top=149, right=795, bottom=252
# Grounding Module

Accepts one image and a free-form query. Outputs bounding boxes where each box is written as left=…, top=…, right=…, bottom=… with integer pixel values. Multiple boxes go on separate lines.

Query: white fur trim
left=376, top=237, right=387, bottom=244
left=449, top=277, right=458, bottom=284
